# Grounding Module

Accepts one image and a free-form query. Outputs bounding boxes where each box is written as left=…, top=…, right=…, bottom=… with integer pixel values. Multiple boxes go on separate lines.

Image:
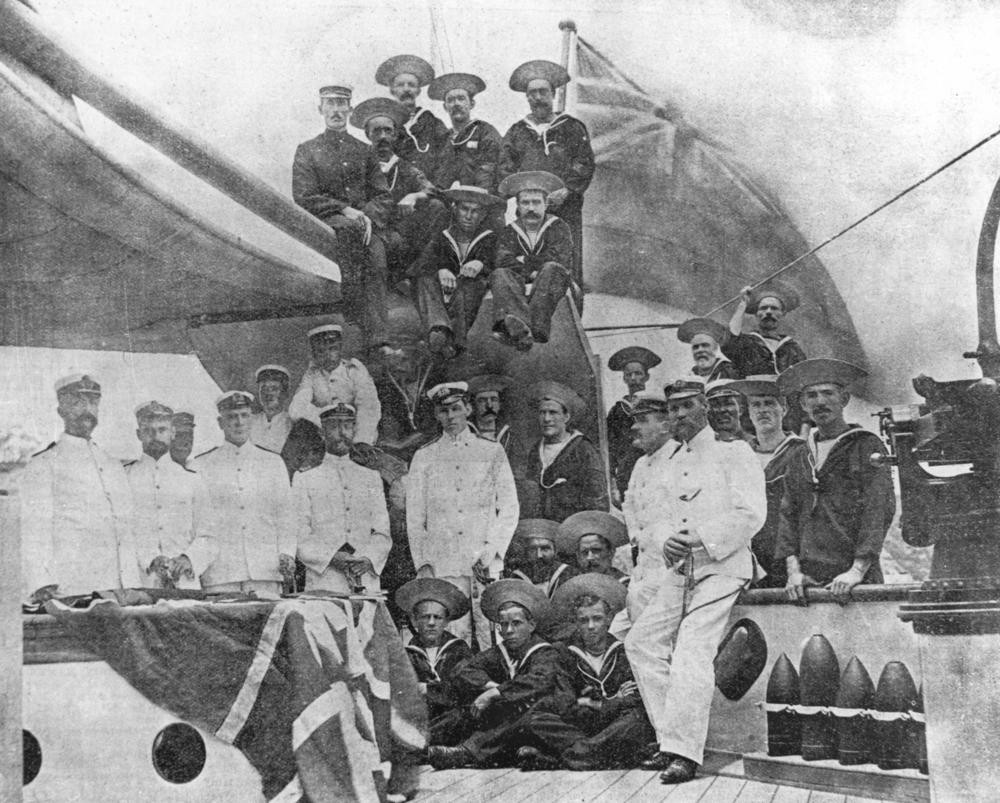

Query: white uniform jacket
left=126, top=454, right=216, bottom=585
left=292, top=452, right=391, bottom=576
left=625, top=426, right=766, bottom=581
left=406, top=427, right=519, bottom=578
left=193, top=441, right=296, bottom=586
left=20, top=433, right=142, bottom=597
left=289, top=359, right=381, bottom=444
left=249, top=410, right=292, bottom=454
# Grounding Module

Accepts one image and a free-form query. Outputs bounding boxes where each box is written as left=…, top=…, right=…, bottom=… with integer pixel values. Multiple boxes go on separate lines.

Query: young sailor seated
left=490, top=170, right=574, bottom=351
left=504, top=518, right=576, bottom=597
left=396, top=578, right=474, bottom=745
left=519, top=573, right=653, bottom=771
left=426, top=579, right=571, bottom=769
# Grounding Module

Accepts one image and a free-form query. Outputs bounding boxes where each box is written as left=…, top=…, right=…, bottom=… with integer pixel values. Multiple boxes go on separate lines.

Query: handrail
left=0, top=0, right=342, bottom=266
left=737, top=583, right=923, bottom=607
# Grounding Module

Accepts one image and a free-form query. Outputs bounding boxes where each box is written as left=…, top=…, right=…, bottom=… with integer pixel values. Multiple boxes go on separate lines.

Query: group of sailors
left=16, top=51, right=898, bottom=787
left=292, top=53, right=593, bottom=359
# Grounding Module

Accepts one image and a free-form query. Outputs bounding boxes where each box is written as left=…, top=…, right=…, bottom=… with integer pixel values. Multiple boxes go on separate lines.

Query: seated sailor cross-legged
left=520, top=573, right=653, bottom=771
left=426, top=579, right=572, bottom=770
left=396, top=578, right=474, bottom=745
left=293, top=403, right=391, bottom=594
left=126, top=400, right=215, bottom=590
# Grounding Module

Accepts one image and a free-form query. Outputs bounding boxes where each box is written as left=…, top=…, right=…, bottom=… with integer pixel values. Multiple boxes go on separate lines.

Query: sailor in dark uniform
left=606, top=346, right=661, bottom=504
left=504, top=519, right=575, bottom=598
left=429, top=73, right=502, bottom=193
left=292, top=84, right=396, bottom=354
left=728, top=376, right=806, bottom=588
left=555, top=510, right=630, bottom=584
left=521, top=381, right=609, bottom=522
left=467, top=374, right=514, bottom=452
left=373, top=342, right=443, bottom=463
left=349, top=97, right=448, bottom=280
left=426, top=580, right=572, bottom=769
left=519, top=573, right=653, bottom=770
left=677, top=317, right=737, bottom=383
left=491, top=171, right=575, bottom=351
left=408, top=184, right=502, bottom=357
left=375, top=54, right=449, bottom=178
left=396, top=578, right=474, bottom=745
left=500, top=59, right=594, bottom=295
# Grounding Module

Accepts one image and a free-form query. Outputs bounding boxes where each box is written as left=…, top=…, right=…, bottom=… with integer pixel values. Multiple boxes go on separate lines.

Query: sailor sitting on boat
left=376, top=54, right=449, bottom=180
left=396, top=578, right=474, bottom=746
left=21, top=373, right=143, bottom=603
left=504, top=518, right=576, bottom=597
left=426, top=579, right=572, bottom=769
left=519, top=573, right=654, bottom=771
left=678, top=317, right=738, bottom=384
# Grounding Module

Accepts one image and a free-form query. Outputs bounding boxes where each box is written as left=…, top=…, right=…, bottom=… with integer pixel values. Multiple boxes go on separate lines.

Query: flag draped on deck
left=47, top=597, right=428, bottom=802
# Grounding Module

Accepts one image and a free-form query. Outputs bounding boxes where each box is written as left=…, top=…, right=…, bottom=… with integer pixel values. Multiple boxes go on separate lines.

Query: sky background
left=5, top=0, right=1000, bottom=456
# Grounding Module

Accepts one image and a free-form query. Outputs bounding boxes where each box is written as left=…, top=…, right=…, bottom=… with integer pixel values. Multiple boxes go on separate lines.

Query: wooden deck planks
left=413, top=767, right=518, bottom=801
left=698, top=776, right=748, bottom=803
left=770, top=786, right=812, bottom=803
left=734, top=781, right=779, bottom=803
left=806, top=792, right=847, bottom=803
left=591, top=769, right=663, bottom=803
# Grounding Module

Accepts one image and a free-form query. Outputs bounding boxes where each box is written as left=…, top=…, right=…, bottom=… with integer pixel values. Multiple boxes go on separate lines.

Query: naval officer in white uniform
left=249, top=364, right=294, bottom=454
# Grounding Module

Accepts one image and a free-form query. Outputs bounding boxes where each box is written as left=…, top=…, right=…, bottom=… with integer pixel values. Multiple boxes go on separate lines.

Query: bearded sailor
left=677, top=317, right=737, bottom=383
left=505, top=518, right=575, bottom=598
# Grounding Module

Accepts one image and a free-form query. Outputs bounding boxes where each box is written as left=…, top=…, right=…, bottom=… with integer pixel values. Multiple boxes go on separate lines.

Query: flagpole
left=557, top=19, right=576, bottom=113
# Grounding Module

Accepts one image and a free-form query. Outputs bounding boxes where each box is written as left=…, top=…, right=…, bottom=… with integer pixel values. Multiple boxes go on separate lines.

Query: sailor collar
left=442, top=227, right=494, bottom=262
left=405, top=634, right=464, bottom=681
left=749, top=331, right=794, bottom=350
left=753, top=432, right=802, bottom=460
left=497, top=637, right=551, bottom=680
left=805, top=424, right=866, bottom=475
left=510, top=214, right=560, bottom=250
left=403, top=108, right=434, bottom=153
left=450, top=119, right=481, bottom=146
left=511, top=562, right=571, bottom=598
left=567, top=640, right=625, bottom=697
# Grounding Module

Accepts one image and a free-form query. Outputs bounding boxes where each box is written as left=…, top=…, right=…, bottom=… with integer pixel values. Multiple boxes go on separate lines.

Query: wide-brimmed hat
left=677, top=317, right=729, bottom=346
left=776, top=358, right=867, bottom=396
left=428, top=72, right=486, bottom=100
left=498, top=170, right=564, bottom=198
left=747, top=281, right=800, bottom=314
left=513, top=518, right=560, bottom=545
left=714, top=618, right=768, bottom=701
left=442, top=184, right=503, bottom=207
left=466, top=374, right=512, bottom=397
left=608, top=346, right=661, bottom=372
left=728, top=375, right=781, bottom=398
left=551, top=572, right=628, bottom=618
left=508, top=59, right=570, bottom=92
left=555, top=511, right=629, bottom=556
left=375, top=54, right=435, bottom=87
left=531, top=380, right=585, bottom=420
left=481, top=579, right=549, bottom=623
left=395, top=577, right=471, bottom=620
left=350, top=97, right=409, bottom=131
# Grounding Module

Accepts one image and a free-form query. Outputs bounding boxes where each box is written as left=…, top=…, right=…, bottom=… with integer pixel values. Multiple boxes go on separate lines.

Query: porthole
left=151, top=723, right=206, bottom=784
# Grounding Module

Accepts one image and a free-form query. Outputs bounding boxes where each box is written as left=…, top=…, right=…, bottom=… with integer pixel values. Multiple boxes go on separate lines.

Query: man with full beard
left=677, top=317, right=737, bottom=383
left=21, top=374, right=142, bottom=602
left=505, top=518, right=575, bottom=598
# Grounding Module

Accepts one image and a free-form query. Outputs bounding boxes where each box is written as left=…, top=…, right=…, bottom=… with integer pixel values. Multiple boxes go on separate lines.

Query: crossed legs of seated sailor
left=427, top=580, right=571, bottom=768
left=519, top=574, right=653, bottom=771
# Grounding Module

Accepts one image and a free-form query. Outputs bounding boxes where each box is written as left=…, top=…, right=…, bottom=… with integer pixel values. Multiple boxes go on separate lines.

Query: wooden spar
left=557, top=19, right=576, bottom=114
left=0, top=487, right=23, bottom=803
left=0, top=0, right=341, bottom=266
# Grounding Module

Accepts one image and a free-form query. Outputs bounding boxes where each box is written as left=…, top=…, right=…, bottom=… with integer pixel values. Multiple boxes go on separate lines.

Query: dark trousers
left=550, top=194, right=584, bottom=296
left=526, top=703, right=654, bottom=769
left=328, top=216, right=388, bottom=348
left=384, top=199, right=449, bottom=282
left=490, top=262, right=570, bottom=343
left=414, top=273, right=489, bottom=349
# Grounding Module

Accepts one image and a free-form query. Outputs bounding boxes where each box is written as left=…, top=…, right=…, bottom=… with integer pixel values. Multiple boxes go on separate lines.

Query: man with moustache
left=194, top=391, right=296, bottom=597
left=606, top=346, right=662, bottom=505
left=501, top=60, right=594, bottom=294
left=555, top=510, right=630, bottom=583
left=624, top=378, right=765, bottom=784
left=491, top=171, right=575, bottom=351
left=249, top=365, right=293, bottom=454
left=776, top=359, right=895, bottom=604
left=396, top=578, right=474, bottom=745
left=521, top=573, right=653, bottom=771
left=376, top=54, right=448, bottom=178
left=706, top=379, right=753, bottom=443
left=126, top=401, right=215, bottom=590
left=21, top=374, right=142, bottom=602
left=521, top=381, right=608, bottom=523
left=678, top=317, right=737, bottom=383
left=292, top=403, right=391, bottom=593
left=170, top=410, right=197, bottom=468
left=350, top=97, right=447, bottom=279
left=728, top=376, right=805, bottom=587
left=505, top=518, right=575, bottom=598
left=292, top=84, right=396, bottom=356
left=408, top=184, right=502, bottom=357
left=467, top=374, right=514, bottom=452
left=407, top=382, right=519, bottom=649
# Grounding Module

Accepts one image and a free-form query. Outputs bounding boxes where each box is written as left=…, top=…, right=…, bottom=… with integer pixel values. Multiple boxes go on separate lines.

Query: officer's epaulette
left=31, top=442, right=56, bottom=458
left=193, top=446, right=218, bottom=459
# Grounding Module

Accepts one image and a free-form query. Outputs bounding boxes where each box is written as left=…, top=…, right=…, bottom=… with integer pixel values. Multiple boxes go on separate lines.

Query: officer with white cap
left=126, top=401, right=216, bottom=590
left=288, top=324, right=382, bottom=446
left=292, top=402, right=391, bottom=593
left=20, top=374, right=142, bottom=601
left=249, top=365, right=293, bottom=454
left=406, top=381, right=519, bottom=650
left=194, top=390, right=296, bottom=597
left=500, top=59, right=595, bottom=291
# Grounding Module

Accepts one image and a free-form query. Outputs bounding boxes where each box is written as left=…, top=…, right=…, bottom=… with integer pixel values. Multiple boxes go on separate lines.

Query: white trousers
left=624, top=571, right=745, bottom=764
left=609, top=569, right=663, bottom=640
left=439, top=575, right=495, bottom=652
